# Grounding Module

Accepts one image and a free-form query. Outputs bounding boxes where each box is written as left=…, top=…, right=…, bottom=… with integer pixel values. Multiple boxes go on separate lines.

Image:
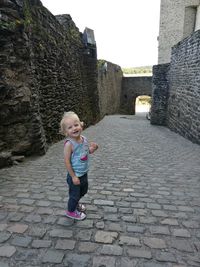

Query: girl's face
left=64, top=116, right=82, bottom=139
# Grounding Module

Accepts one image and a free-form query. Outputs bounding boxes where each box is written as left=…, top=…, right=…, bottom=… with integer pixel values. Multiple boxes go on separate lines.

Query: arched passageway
left=121, top=76, right=152, bottom=114
left=135, top=95, right=151, bottom=115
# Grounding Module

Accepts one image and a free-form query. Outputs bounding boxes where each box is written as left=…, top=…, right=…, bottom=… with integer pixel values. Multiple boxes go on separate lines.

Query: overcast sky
left=41, top=0, right=161, bottom=68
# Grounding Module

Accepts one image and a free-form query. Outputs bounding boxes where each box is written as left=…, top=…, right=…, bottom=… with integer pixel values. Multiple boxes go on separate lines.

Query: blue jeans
left=67, top=173, right=88, bottom=212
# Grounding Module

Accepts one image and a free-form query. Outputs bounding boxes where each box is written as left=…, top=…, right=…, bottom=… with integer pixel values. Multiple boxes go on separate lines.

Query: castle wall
left=151, top=64, right=170, bottom=125
left=158, top=0, right=200, bottom=64
left=0, top=0, right=126, bottom=168
left=98, top=62, right=123, bottom=118
left=152, top=30, right=200, bottom=145
left=0, top=0, right=99, bottom=165
left=121, top=76, right=152, bottom=114
left=167, top=30, right=200, bottom=144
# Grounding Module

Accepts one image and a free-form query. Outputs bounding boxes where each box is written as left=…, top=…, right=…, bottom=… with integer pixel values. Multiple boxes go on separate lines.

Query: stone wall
left=151, top=64, right=170, bottom=125
left=98, top=61, right=123, bottom=117
left=167, top=30, right=200, bottom=144
left=121, top=76, right=152, bottom=114
left=151, top=30, right=200, bottom=145
left=0, top=0, right=99, bottom=166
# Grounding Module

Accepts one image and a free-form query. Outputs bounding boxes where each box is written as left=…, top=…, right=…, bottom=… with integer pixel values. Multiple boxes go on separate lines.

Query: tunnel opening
left=135, top=95, right=151, bottom=115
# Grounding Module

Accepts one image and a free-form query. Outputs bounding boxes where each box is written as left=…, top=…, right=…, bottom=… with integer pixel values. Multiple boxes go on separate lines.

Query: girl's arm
left=64, top=142, right=80, bottom=185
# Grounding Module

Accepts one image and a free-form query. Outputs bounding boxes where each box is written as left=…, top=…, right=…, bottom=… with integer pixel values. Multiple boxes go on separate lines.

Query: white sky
left=41, top=0, right=161, bottom=68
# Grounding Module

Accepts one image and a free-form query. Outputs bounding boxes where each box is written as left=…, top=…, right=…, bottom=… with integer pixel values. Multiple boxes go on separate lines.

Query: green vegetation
left=70, top=28, right=81, bottom=43
left=23, top=0, right=33, bottom=28
left=97, top=59, right=106, bottom=67
left=0, top=0, right=32, bottom=32
left=0, top=19, right=23, bottom=31
left=122, top=66, right=152, bottom=75
left=137, top=95, right=152, bottom=105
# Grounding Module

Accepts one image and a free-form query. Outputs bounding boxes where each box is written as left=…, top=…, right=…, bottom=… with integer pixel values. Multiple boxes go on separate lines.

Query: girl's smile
left=65, top=117, right=83, bottom=140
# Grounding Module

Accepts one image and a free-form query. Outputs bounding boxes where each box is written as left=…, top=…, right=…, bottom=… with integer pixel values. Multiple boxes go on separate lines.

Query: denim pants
left=67, top=173, right=88, bottom=212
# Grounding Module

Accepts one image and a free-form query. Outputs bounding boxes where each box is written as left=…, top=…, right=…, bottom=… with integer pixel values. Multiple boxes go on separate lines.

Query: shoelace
left=75, top=210, right=82, bottom=215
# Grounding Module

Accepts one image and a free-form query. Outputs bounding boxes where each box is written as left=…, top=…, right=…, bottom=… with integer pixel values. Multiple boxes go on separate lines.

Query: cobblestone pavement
left=0, top=115, right=200, bottom=267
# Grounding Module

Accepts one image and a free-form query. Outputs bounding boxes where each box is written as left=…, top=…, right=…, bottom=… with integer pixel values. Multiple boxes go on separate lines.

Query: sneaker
left=77, top=203, right=86, bottom=212
left=65, top=210, right=86, bottom=221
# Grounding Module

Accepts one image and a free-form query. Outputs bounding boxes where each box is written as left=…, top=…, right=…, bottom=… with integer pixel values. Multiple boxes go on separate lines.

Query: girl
left=60, top=111, right=98, bottom=220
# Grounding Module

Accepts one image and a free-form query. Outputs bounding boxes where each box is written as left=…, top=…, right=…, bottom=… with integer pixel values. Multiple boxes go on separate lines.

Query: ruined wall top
left=158, top=0, right=200, bottom=64
left=0, top=0, right=99, bottom=167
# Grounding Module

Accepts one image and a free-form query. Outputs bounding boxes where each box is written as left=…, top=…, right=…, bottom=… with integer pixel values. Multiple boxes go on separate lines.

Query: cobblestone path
left=0, top=115, right=200, bottom=267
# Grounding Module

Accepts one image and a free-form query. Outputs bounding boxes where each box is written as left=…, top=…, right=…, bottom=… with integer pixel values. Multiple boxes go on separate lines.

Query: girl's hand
left=72, top=176, right=80, bottom=185
left=89, top=142, right=98, bottom=154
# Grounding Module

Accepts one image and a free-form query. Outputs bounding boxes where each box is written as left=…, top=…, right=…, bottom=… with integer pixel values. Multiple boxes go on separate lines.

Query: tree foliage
left=122, top=66, right=152, bottom=75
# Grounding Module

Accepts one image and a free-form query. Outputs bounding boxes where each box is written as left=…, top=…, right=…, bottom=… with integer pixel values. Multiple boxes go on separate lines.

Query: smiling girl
left=60, top=111, right=98, bottom=220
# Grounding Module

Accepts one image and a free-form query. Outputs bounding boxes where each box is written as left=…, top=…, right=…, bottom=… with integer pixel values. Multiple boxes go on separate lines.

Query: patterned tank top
left=64, top=136, right=89, bottom=177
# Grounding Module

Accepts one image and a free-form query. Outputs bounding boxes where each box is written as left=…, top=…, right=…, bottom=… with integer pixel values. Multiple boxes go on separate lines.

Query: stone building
left=158, top=0, right=200, bottom=63
left=151, top=0, right=200, bottom=145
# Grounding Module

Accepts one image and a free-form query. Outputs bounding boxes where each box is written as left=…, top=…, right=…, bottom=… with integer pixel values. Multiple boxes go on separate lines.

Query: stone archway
left=135, top=95, right=151, bottom=114
left=120, top=76, right=152, bottom=114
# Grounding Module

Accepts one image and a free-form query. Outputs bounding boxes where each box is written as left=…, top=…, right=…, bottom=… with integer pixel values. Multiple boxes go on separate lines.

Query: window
left=194, top=5, right=200, bottom=31
left=183, top=6, right=197, bottom=38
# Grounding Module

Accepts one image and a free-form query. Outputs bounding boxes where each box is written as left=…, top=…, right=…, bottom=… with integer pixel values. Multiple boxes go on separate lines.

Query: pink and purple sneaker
left=65, top=210, right=86, bottom=220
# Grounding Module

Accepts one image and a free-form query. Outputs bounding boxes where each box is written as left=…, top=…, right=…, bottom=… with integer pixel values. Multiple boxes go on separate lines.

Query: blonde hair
left=60, top=111, right=83, bottom=136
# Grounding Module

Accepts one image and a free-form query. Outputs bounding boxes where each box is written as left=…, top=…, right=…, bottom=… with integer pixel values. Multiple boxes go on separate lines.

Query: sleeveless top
left=64, top=135, right=89, bottom=177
